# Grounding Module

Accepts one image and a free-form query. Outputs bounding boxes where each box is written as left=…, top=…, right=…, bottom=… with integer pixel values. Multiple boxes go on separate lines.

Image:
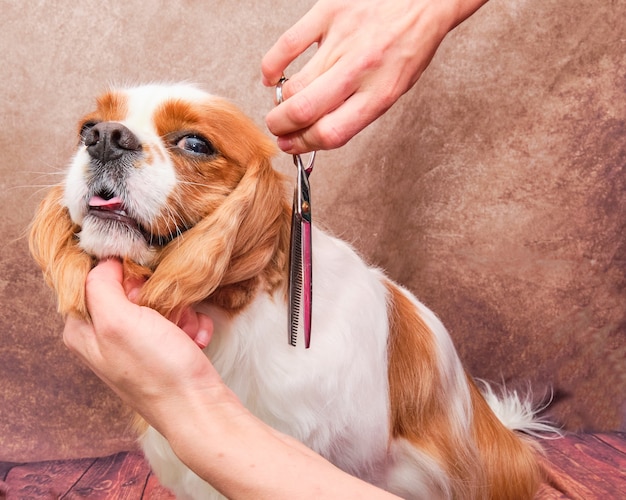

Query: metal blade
left=301, top=218, right=312, bottom=348
left=288, top=197, right=302, bottom=347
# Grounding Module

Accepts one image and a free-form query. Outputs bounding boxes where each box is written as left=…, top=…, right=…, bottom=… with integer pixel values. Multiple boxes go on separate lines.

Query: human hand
left=62, top=265, right=400, bottom=499
left=262, top=0, right=487, bottom=154
left=63, top=259, right=228, bottom=433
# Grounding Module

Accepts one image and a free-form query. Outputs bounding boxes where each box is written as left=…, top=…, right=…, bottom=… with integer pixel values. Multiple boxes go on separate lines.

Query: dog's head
left=30, top=84, right=290, bottom=319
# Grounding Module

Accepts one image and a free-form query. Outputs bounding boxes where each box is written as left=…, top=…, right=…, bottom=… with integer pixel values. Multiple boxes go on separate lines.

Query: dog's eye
left=176, top=135, right=215, bottom=156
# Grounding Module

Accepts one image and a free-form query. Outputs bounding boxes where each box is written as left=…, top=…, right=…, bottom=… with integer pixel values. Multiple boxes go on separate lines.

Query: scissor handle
left=294, top=151, right=315, bottom=178
left=275, top=77, right=316, bottom=176
left=275, top=75, right=288, bottom=105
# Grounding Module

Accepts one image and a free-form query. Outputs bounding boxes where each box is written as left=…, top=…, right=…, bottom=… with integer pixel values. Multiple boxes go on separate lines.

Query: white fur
left=478, top=381, right=561, bottom=439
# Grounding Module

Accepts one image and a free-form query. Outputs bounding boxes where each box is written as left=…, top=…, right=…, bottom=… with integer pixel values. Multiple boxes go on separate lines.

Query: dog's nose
left=84, top=122, right=141, bottom=162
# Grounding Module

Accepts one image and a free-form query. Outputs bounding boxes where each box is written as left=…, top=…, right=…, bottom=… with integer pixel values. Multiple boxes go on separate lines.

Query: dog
left=30, top=83, right=554, bottom=499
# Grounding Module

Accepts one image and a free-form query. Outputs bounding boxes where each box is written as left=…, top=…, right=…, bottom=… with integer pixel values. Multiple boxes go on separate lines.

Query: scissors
left=275, top=77, right=314, bottom=348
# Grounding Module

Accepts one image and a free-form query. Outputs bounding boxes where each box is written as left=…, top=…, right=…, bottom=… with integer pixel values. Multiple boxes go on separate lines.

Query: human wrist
left=158, top=378, right=247, bottom=441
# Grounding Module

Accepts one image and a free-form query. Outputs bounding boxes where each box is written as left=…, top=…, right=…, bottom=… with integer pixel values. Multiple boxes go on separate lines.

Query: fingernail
left=277, top=137, right=294, bottom=152
left=195, top=328, right=211, bottom=349
left=127, top=287, right=140, bottom=303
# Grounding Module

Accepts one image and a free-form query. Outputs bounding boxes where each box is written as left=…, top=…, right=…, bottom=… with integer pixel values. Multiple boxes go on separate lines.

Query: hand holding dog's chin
left=62, top=259, right=242, bottom=434
left=63, top=260, right=399, bottom=499
left=262, top=0, right=487, bottom=154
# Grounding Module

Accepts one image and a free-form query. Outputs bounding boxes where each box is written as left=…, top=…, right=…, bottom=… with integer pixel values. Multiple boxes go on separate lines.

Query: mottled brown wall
left=1, top=0, right=624, bottom=462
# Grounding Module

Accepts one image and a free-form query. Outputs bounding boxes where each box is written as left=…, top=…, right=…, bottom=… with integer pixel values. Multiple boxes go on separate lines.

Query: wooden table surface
left=1, top=432, right=624, bottom=499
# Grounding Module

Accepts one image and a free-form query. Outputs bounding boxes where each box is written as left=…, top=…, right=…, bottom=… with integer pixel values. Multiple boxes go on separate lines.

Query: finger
left=261, top=7, right=325, bottom=87
left=176, top=307, right=214, bottom=349
left=266, top=61, right=359, bottom=139
left=277, top=88, right=388, bottom=154
left=85, top=259, right=138, bottom=330
left=88, top=258, right=125, bottom=290
left=276, top=21, right=351, bottom=102
left=194, top=313, right=214, bottom=349
left=176, top=307, right=199, bottom=339
left=126, top=283, right=142, bottom=304
left=123, top=274, right=146, bottom=303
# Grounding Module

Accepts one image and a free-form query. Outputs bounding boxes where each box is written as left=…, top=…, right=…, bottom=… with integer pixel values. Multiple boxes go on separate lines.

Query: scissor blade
left=301, top=219, right=312, bottom=348
left=288, top=203, right=302, bottom=347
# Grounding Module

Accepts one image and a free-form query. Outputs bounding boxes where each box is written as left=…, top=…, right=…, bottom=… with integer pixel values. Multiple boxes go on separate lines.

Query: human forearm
left=160, top=385, right=399, bottom=499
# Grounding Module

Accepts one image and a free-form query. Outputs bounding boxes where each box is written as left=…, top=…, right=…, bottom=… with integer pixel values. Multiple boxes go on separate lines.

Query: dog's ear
left=138, top=150, right=289, bottom=318
left=29, top=185, right=94, bottom=319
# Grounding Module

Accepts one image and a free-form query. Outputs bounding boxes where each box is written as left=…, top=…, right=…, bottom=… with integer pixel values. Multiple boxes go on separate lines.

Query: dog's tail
left=477, top=380, right=562, bottom=439
left=464, top=379, right=562, bottom=499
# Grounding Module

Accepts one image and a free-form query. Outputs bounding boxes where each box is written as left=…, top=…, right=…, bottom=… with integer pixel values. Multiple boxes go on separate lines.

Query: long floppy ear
left=138, top=152, right=289, bottom=318
left=29, top=185, right=94, bottom=319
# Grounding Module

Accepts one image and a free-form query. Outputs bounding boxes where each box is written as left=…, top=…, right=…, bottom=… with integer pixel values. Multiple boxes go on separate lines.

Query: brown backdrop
left=1, top=0, right=624, bottom=462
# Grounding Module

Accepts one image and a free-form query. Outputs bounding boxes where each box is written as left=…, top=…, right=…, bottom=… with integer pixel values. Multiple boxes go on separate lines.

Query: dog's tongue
left=89, top=195, right=124, bottom=211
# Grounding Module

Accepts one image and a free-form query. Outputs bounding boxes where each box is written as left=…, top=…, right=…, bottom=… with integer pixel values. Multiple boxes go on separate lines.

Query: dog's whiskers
left=9, top=184, right=62, bottom=202
left=145, top=205, right=187, bottom=248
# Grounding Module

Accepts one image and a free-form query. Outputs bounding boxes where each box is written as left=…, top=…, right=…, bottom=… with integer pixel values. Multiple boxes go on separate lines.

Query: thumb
left=85, top=259, right=135, bottom=325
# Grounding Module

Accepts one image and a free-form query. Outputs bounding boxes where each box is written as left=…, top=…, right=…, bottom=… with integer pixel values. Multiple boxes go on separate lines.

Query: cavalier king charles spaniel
left=30, top=84, right=554, bottom=499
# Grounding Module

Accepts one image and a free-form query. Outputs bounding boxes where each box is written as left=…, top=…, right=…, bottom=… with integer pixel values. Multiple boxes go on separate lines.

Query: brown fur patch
left=76, top=91, right=128, bottom=137
left=147, top=99, right=253, bottom=240
left=468, top=378, right=542, bottom=499
left=385, top=280, right=484, bottom=497
left=95, top=90, right=128, bottom=122
left=29, top=185, right=94, bottom=319
left=386, top=279, right=542, bottom=498
left=386, top=280, right=442, bottom=438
